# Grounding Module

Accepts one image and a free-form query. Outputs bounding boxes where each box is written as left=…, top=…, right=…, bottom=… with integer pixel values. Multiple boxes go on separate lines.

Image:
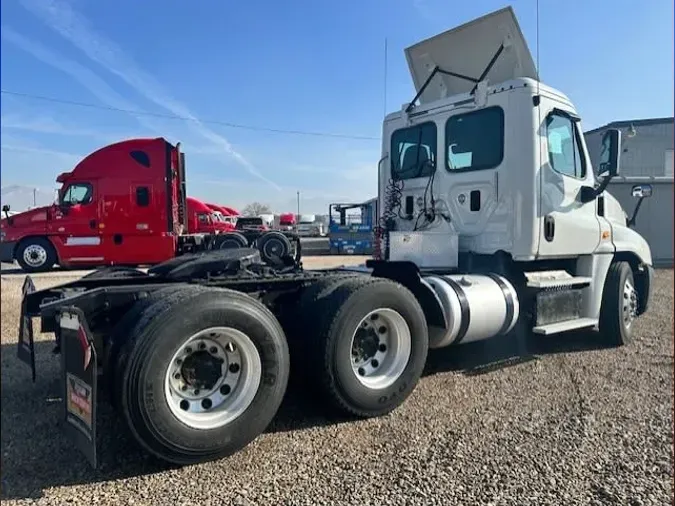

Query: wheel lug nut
left=199, top=342, right=206, bottom=350
left=378, top=326, right=386, bottom=334
left=358, top=367, right=365, bottom=376
left=371, top=359, right=379, bottom=368
left=378, top=344, right=387, bottom=352
left=229, top=363, right=240, bottom=374
left=180, top=400, right=189, bottom=411
left=180, top=385, right=188, bottom=392
left=185, top=347, right=192, bottom=354
left=210, top=346, right=218, bottom=354
left=201, top=398, right=212, bottom=410
left=176, top=358, right=182, bottom=365
left=220, top=384, right=231, bottom=395
left=370, top=314, right=379, bottom=321
left=174, top=373, right=181, bottom=379
left=194, top=389, right=200, bottom=395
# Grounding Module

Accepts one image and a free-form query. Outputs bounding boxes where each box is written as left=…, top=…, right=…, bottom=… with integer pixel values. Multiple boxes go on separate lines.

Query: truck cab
left=377, top=6, right=653, bottom=341
left=205, top=203, right=236, bottom=231
left=278, top=212, right=296, bottom=231
left=1, top=138, right=188, bottom=271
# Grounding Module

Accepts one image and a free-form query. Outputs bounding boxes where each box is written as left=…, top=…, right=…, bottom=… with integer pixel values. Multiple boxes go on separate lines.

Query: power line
left=0, top=89, right=380, bottom=141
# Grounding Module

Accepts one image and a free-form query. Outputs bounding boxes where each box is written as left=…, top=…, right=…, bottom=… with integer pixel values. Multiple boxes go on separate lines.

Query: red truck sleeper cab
left=0, top=137, right=187, bottom=271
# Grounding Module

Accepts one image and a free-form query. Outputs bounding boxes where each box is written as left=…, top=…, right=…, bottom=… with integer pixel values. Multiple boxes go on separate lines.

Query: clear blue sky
left=1, top=0, right=673, bottom=213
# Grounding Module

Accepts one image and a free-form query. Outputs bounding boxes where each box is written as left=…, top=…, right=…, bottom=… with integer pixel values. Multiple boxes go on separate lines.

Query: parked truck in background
left=296, top=214, right=325, bottom=237
left=0, top=139, right=299, bottom=271
left=277, top=212, right=296, bottom=231
left=187, top=197, right=233, bottom=234
left=204, top=203, right=237, bottom=231
left=14, top=6, right=654, bottom=470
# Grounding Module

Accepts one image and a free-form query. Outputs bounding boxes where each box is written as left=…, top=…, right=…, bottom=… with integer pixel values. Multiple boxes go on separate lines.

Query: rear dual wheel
left=296, top=277, right=429, bottom=417
left=112, top=286, right=289, bottom=465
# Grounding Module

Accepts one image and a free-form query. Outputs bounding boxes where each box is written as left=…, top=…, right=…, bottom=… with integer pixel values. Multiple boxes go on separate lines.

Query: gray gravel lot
left=1, top=269, right=673, bottom=505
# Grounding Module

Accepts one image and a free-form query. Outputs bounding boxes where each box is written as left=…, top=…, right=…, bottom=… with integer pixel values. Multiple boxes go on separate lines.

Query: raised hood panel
left=404, top=6, right=538, bottom=104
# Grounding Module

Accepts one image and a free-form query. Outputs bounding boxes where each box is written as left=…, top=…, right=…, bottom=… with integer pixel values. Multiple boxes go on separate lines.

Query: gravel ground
left=1, top=264, right=672, bottom=505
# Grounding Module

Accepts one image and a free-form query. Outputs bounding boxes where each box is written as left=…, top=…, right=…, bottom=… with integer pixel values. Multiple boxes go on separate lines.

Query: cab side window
left=61, top=183, right=93, bottom=205
left=546, top=113, right=586, bottom=179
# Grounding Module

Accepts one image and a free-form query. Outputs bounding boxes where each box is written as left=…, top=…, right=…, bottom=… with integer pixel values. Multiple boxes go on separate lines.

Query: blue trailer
left=328, top=198, right=377, bottom=255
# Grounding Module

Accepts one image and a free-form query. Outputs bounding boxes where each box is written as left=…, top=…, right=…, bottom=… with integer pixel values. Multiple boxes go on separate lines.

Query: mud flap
left=59, top=306, right=98, bottom=468
left=17, top=276, right=36, bottom=382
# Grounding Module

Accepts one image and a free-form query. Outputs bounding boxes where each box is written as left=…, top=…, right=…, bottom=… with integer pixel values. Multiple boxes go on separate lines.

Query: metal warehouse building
left=584, top=117, right=674, bottom=267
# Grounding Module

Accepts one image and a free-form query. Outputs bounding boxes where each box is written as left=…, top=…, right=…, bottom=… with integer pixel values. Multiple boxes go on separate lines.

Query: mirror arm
left=627, top=197, right=645, bottom=228
left=580, top=174, right=612, bottom=203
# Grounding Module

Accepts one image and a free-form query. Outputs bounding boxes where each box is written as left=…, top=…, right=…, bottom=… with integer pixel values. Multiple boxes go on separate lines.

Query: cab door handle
left=544, top=215, right=555, bottom=242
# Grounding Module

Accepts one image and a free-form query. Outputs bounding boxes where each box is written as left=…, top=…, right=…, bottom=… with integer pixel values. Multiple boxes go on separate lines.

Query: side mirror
left=627, top=184, right=652, bottom=228
left=631, top=184, right=653, bottom=199
left=598, top=128, right=621, bottom=179
left=581, top=128, right=623, bottom=204
left=2, top=205, right=10, bottom=213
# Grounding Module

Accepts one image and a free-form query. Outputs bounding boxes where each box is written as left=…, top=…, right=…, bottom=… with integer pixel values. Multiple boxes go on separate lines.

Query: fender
left=611, top=224, right=653, bottom=267
left=366, top=260, right=449, bottom=336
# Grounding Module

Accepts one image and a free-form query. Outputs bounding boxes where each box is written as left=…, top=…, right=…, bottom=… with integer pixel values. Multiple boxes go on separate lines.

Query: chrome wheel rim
left=23, top=244, right=47, bottom=268
left=164, top=327, right=261, bottom=430
left=622, top=278, right=638, bottom=329
left=350, top=308, right=411, bottom=390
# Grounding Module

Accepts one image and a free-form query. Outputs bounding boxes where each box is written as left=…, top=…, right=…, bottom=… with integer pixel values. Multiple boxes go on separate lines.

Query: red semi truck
left=188, top=197, right=235, bottom=233
left=0, top=138, right=299, bottom=272
left=205, top=203, right=238, bottom=229
left=278, top=212, right=296, bottom=231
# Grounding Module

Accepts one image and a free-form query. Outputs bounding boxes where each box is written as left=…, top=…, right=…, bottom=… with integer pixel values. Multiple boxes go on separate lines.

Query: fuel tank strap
left=443, top=277, right=471, bottom=344
left=486, top=273, right=516, bottom=336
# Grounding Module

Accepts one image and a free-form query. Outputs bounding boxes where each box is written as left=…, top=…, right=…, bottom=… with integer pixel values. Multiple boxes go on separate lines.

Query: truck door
left=55, top=181, right=103, bottom=263
left=537, top=105, right=601, bottom=257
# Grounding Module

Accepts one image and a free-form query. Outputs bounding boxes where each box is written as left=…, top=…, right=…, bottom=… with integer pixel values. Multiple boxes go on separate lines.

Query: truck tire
left=214, top=232, right=248, bottom=250
left=105, top=286, right=200, bottom=407
left=599, top=261, right=638, bottom=346
left=15, top=237, right=57, bottom=273
left=257, top=231, right=292, bottom=266
left=82, top=266, right=147, bottom=280
left=299, top=276, right=428, bottom=418
left=114, top=286, right=290, bottom=465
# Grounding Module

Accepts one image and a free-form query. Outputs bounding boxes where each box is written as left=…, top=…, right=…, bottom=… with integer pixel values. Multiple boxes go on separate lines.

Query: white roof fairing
left=404, top=6, right=538, bottom=104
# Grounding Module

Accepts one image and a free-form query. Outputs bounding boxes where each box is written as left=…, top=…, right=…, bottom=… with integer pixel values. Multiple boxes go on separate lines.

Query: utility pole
left=296, top=191, right=300, bottom=232
left=33, top=188, right=36, bottom=208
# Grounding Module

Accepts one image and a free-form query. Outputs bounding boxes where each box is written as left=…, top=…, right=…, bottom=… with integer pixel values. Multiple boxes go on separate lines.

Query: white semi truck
left=17, top=6, right=653, bottom=468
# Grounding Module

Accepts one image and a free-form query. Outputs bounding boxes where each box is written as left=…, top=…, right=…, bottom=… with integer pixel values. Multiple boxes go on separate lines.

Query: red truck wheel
left=16, top=237, right=57, bottom=273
